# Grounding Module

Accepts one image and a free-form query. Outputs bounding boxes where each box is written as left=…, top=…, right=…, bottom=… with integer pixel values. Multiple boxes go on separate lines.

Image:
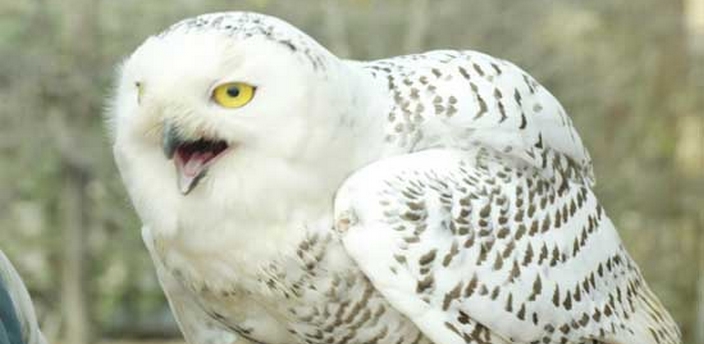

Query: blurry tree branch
left=684, top=1, right=704, bottom=342
left=55, top=0, right=102, bottom=342
left=323, top=0, right=351, bottom=57
left=681, top=2, right=704, bottom=342
left=48, top=112, right=92, bottom=177
left=403, top=0, right=429, bottom=53
left=686, top=0, right=704, bottom=54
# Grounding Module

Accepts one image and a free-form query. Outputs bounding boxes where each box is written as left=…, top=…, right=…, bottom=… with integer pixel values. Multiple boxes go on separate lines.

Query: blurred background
left=0, top=0, right=702, bottom=343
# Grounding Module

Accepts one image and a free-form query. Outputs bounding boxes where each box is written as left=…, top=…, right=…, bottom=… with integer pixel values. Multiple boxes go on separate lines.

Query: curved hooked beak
left=162, top=120, right=182, bottom=160
left=162, top=120, right=230, bottom=195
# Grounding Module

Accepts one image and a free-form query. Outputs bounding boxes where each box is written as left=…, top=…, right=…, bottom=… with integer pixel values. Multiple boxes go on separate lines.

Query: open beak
left=162, top=121, right=230, bottom=195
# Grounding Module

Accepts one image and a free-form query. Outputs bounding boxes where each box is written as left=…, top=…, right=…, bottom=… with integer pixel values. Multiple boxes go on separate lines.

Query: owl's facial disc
left=163, top=124, right=231, bottom=195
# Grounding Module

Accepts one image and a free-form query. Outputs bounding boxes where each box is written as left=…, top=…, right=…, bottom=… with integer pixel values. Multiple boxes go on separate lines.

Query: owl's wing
left=142, top=227, right=238, bottom=344
left=334, top=148, right=680, bottom=344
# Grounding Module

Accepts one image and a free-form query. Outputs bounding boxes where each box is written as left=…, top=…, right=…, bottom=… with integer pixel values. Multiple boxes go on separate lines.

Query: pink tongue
left=176, top=151, right=214, bottom=194
left=183, top=151, right=214, bottom=177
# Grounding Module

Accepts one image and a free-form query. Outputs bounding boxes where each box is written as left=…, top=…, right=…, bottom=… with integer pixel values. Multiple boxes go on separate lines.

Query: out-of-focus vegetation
left=0, top=0, right=701, bottom=343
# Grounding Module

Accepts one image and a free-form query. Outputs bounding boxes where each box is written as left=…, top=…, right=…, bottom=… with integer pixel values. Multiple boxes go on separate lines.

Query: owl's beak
left=161, top=120, right=230, bottom=195
left=162, top=120, right=182, bottom=160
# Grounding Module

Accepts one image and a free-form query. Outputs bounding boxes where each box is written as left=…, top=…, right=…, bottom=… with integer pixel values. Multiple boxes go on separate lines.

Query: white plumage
left=109, top=12, right=681, bottom=344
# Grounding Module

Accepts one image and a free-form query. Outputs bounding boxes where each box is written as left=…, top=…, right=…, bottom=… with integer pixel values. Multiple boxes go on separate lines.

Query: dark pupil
left=226, top=86, right=240, bottom=98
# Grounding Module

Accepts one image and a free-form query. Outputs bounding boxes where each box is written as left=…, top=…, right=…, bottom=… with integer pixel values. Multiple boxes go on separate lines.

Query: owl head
left=108, top=12, right=383, bottom=234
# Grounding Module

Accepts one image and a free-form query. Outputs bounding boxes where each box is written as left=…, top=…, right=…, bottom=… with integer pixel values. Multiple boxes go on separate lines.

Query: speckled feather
left=335, top=148, right=680, bottom=344
left=112, top=12, right=681, bottom=344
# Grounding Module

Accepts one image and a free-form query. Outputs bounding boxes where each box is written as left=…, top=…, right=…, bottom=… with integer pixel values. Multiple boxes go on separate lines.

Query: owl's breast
left=166, top=223, right=430, bottom=344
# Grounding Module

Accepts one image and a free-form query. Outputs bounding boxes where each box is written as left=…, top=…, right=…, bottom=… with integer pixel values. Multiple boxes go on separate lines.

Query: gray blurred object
left=0, top=251, right=46, bottom=344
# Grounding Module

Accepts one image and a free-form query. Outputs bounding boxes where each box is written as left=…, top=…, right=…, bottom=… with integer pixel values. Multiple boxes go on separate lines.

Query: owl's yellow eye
left=212, top=82, right=255, bottom=109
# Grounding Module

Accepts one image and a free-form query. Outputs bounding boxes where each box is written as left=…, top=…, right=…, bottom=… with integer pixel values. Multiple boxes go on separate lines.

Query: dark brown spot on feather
left=416, top=275, right=434, bottom=293
left=419, top=249, right=437, bottom=266
left=473, top=63, right=485, bottom=76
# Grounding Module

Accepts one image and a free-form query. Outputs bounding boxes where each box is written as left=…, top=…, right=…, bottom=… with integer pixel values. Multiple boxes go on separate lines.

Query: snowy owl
left=109, top=12, right=681, bottom=344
